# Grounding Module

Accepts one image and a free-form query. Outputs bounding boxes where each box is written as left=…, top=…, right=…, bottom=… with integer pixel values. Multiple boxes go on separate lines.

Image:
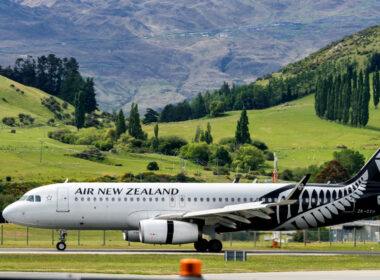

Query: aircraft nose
left=2, top=204, right=15, bottom=223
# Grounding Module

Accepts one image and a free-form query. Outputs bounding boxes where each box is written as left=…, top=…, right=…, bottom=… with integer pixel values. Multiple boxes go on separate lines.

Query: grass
left=0, top=254, right=380, bottom=274
left=2, top=224, right=380, bottom=252
left=144, top=94, right=380, bottom=170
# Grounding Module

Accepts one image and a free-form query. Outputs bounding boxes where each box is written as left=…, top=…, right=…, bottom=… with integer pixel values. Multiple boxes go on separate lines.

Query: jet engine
left=122, top=230, right=140, bottom=242
left=139, top=220, right=199, bottom=244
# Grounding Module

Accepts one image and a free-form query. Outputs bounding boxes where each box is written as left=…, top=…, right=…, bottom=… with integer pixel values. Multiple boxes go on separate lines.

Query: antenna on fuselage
left=64, top=178, right=69, bottom=183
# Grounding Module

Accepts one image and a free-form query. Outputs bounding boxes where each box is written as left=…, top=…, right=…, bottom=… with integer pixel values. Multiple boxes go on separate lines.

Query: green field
left=144, top=94, right=380, bottom=170
left=0, top=254, right=379, bottom=274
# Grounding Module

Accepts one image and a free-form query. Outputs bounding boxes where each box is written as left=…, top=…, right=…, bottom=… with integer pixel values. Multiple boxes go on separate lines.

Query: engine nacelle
left=122, top=230, right=140, bottom=242
left=139, top=220, right=199, bottom=244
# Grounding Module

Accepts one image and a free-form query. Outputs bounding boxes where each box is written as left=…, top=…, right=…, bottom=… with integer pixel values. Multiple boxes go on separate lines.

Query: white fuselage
left=3, top=182, right=287, bottom=230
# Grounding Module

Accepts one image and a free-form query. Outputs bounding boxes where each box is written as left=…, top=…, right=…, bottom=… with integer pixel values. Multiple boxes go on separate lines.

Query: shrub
left=218, top=137, right=236, bottom=151
left=232, top=144, right=265, bottom=171
left=62, top=102, right=68, bottom=109
left=10, top=129, right=16, bottom=134
left=41, top=97, right=62, bottom=113
left=147, top=161, right=159, bottom=171
left=264, top=151, right=274, bottom=161
left=252, top=140, right=268, bottom=151
left=2, top=117, right=16, bottom=126
left=280, top=169, right=294, bottom=181
left=95, top=138, right=114, bottom=151
left=158, top=136, right=187, bottom=155
left=18, top=114, right=34, bottom=125
left=333, top=149, right=365, bottom=176
left=180, top=143, right=210, bottom=164
left=210, top=146, right=232, bottom=166
left=72, top=148, right=105, bottom=161
left=6, top=176, right=11, bottom=182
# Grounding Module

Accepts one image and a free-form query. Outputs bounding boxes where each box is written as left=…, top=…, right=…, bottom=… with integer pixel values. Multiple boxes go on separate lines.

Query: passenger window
left=155, top=197, right=159, bottom=202
left=94, top=197, right=97, bottom=202
left=268, top=198, right=272, bottom=202
left=130, top=197, right=134, bottom=202
left=200, top=198, right=204, bottom=202
left=250, top=198, right=253, bottom=202
left=212, top=198, right=216, bottom=202
left=124, top=197, right=127, bottom=202
left=194, top=198, right=197, bottom=202
left=149, top=197, right=152, bottom=202
left=188, top=197, right=191, bottom=202
left=35, top=195, right=41, bottom=202
left=219, top=198, right=222, bottom=202
left=112, top=198, right=115, bottom=202
left=143, top=198, right=146, bottom=202
left=75, top=197, right=78, bottom=201
left=206, top=198, right=210, bottom=202
left=136, top=198, right=140, bottom=202
left=87, top=197, right=91, bottom=202
left=118, top=197, right=121, bottom=202
left=100, top=198, right=103, bottom=202
left=237, top=198, right=241, bottom=202
left=225, top=198, right=228, bottom=202
left=231, top=198, right=235, bottom=202
left=243, top=198, right=247, bottom=202
left=161, top=197, right=164, bottom=202
left=105, top=197, right=109, bottom=201
left=81, top=197, right=84, bottom=202
left=27, top=195, right=34, bottom=202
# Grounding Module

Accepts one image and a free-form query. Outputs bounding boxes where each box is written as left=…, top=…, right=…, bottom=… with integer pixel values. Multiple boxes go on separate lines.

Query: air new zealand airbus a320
left=3, top=149, right=380, bottom=252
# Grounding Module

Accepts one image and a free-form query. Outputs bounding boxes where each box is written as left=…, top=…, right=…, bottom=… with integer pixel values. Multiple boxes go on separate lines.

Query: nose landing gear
left=56, top=229, right=67, bottom=251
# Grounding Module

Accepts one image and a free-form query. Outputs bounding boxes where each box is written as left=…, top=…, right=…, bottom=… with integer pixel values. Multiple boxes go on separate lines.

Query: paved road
left=0, top=271, right=379, bottom=280
left=1, top=248, right=380, bottom=255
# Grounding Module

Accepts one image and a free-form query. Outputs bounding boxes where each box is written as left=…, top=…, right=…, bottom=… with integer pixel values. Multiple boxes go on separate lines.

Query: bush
left=264, top=150, right=274, bottom=161
left=232, top=144, right=265, bottom=171
left=158, top=136, right=187, bottom=155
left=280, top=169, right=294, bottom=181
left=252, top=140, right=268, bottom=151
left=72, top=148, right=105, bottom=161
left=147, top=161, right=159, bottom=171
left=333, top=149, right=365, bottom=176
left=2, top=117, right=16, bottom=126
left=180, top=143, right=210, bottom=164
left=95, top=138, right=114, bottom=151
left=210, top=146, right=232, bottom=166
left=218, top=137, right=237, bottom=152
left=62, top=102, right=68, bottom=109
left=18, top=114, right=34, bottom=125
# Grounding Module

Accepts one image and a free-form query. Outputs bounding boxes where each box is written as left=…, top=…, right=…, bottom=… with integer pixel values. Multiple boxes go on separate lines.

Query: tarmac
left=0, top=271, right=379, bottom=280
left=1, top=248, right=380, bottom=255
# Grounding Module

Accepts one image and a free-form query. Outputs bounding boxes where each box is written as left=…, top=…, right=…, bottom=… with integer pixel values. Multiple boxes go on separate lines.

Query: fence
left=1, top=223, right=379, bottom=249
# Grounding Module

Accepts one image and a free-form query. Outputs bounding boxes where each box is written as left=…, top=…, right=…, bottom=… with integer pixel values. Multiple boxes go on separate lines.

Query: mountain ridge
left=2, top=0, right=380, bottom=112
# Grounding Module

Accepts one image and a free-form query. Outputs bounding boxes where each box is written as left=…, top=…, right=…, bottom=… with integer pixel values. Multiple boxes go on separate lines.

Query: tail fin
left=343, top=148, right=380, bottom=186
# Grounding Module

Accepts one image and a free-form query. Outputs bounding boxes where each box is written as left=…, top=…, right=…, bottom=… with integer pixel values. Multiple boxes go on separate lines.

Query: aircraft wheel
left=56, top=241, right=66, bottom=251
left=194, top=238, right=209, bottom=252
left=208, top=239, right=222, bottom=252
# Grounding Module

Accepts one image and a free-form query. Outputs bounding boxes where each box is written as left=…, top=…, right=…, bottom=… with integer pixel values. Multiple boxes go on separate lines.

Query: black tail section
left=344, top=148, right=380, bottom=186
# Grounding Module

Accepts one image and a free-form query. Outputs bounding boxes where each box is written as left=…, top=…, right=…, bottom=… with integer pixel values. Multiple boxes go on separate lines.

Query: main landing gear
left=194, top=239, right=222, bottom=253
left=56, top=229, right=67, bottom=251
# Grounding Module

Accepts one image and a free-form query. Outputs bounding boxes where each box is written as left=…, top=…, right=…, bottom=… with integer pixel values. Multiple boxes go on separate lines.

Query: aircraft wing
left=156, top=175, right=311, bottom=229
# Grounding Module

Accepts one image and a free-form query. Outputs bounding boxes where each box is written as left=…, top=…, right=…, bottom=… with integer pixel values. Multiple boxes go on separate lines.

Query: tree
left=193, top=125, right=201, bottom=143
left=115, top=109, right=126, bottom=138
left=143, top=108, right=159, bottom=124
left=180, top=143, right=210, bottom=164
left=128, top=103, right=145, bottom=140
left=209, top=101, right=224, bottom=117
left=333, top=149, right=365, bottom=176
left=373, top=68, right=380, bottom=109
left=151, top=123, right=159, bottom=151
left=74, top=90, right=85, bottom=130
left=203, top=122, right=213, bottom=144
left=211, top=146, right=232, bottom=166
left=232, top=144, right=264, bottom=171
left=191, top=93, right=207, bottom=119
left=147, top=161, right=159, bottom=171
left=314, top=160, right=350, bottom=183
left=235, top=108, right=251, bottom=145
left=82, top=78, right=97, bottom=113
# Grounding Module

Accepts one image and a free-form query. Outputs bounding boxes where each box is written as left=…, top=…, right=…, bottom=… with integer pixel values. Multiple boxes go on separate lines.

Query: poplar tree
left=151, top=123, right=159, bottom=151
left=128, top=103, right=145, bottom=139
left=194, top=124, right=201, bottom=143
left=74, top=90, right=85, bottom=130
left=204, top=122, right=213, bottom=144
left=361, top=70, right=370, bottom=126
left=373, top=68, right=380, bottom=109
left=235, top=108, right=251, bottom=145
left=115, top=109, right=126, bottom=138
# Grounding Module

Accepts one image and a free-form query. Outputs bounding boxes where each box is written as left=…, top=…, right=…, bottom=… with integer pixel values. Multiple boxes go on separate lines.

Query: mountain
left=1, top=0, right=380, bottom=113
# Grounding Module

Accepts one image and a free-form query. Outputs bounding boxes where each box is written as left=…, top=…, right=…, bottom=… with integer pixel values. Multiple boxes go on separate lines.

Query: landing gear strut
left=194, top=238, right=223, bottom=253
left=56, top=229, right=67, bottom=251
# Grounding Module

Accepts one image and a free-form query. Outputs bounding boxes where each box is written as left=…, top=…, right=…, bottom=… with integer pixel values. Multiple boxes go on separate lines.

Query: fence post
left=254, top=231, right=257, bottom=248
left=103, top=230, right=106, bottom=246
left=354, top=227, right=357, bottom=247
left=26, top=227, right=29, bottom=245
left=318, top=228, right=321, bottom=242
left=78, top=230, right=80, bottom=246
left=329, top=227, right=332, bottom=247
left=52, top=230, right=54, bottom=246
left=303, top=230, right=306, bottom=246
left=1, top=224, right=3, bottom=245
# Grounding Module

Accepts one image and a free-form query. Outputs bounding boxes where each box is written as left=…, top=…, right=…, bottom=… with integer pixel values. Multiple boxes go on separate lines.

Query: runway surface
left=1, top=248, right=380, bottom=255
left=0, top=271, right=379, bottom=280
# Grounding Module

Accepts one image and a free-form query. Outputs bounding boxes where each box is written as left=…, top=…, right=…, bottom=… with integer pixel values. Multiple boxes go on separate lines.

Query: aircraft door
left=57, top=186, right=70, bottom=212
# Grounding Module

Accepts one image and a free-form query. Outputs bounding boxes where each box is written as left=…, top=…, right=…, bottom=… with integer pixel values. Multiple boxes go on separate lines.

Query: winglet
left=285, top=174, right=310, bottom=201
left=64, top=178, right=69, bottom=183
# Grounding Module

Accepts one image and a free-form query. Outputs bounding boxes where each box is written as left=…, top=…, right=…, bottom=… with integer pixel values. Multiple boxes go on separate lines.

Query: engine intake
left=139, top=220, right=199, bottom=244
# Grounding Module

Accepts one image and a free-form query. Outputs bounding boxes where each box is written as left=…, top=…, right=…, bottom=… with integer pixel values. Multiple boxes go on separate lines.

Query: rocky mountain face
left=1, top=0, right=380, bottom=112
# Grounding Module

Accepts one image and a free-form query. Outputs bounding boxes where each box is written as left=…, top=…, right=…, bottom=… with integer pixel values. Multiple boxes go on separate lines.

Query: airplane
left=3, top=149, right=380, bottom=252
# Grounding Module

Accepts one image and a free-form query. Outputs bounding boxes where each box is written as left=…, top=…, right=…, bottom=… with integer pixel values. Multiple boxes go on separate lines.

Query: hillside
left=144, top=94, right=380, bottom=170
left=0, top=75, right=74, bottom=125
left=1, top=0, right=380, bottom=112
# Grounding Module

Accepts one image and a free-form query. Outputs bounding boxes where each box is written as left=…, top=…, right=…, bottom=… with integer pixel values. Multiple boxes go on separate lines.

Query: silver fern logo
left=275, top=171, right=368, bottom=230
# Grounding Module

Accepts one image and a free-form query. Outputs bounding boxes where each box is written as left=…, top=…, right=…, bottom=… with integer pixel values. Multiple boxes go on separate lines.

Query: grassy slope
left=0, top=75, right=74, bottom=124
left=144, top=93, right=380, bottom=170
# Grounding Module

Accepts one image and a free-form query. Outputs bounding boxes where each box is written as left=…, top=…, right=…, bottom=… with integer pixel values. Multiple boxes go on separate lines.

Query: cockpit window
left=26, top=195, right=35, bottom=202
left=35, top=195, right=41, bottom=202
left=19, top=195, right=27, bottom=201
